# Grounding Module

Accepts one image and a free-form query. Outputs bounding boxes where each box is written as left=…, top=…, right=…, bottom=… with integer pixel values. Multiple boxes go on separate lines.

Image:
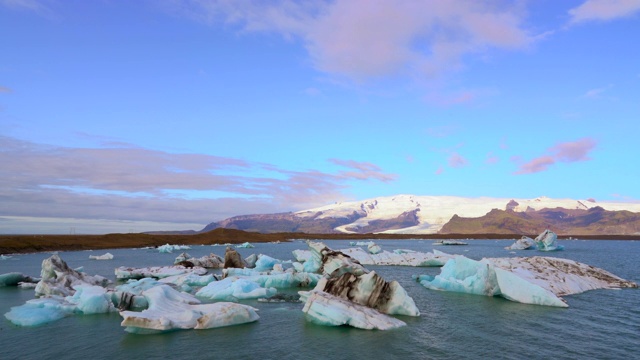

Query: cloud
left=569, top=0, right=640, bottom=23
left=329, top=158, right=398, bottom=182
left=0, top=0, right=55, bottom=17
left=0, top=136, right=396, bottom=227
left=0, top=86, right=12, bottom=93
left=485, top=152, right=499, bottom=165
left=514, top=138, right=597, bottom=174
left=170, top=0, right=534, bottom=83
left=583, top=84, right=613, bottom=99
left=448, top=152, right=469, bottom=168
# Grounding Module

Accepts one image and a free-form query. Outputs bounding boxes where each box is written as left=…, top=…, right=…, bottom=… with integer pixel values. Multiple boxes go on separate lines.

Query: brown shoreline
left=1, top=228, right=639, bottom=254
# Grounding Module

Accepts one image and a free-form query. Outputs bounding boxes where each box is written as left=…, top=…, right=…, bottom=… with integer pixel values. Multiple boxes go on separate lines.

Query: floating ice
left=159, top=273, right=217, bottom=292
left=5, top=297, right=75, bottom=326
left=1, top=255, right=13, bottom=260
left=307, top=241, right=368, bottom=278
left=89, top=252, right=114, bottom=260
left=433, top=240, right=468, bottom=246
left=224, top=246, right=247, bottom=268
left=417, top=255, right=637, bottom=307
left=253, top=254, right=282, bottom=271
left=36, top=254, right=110, bottom=297
left=505, top=237, right=535, bottom=250
left=113, top=278, right=162, bottom=310
left=223, top=270, right=322, bottom=289
left=195, top=278, right=276, bottom=301
left=299, top=290, right=406, bottom=330
left=340, top=247, right=454, bottom=267
left=235, top=242, right=254, bottom=248
left=120, top=284, right=259, bottom=333
left=157, top=244, right=191, bottom=253
left=0, top=272, right=38, bottom=287
left=367, top=242, right=382, bottom=254
left=174, top=252, right=224, bottom=268
left=66, top=285, right=116, bottom=314
left=316, top=271, right=420, bottom=316
left=534, top=229, right=564, bottom=251
left=292, top=249, right=313, bottom=263
left=115, top=265, right=206, bottom=280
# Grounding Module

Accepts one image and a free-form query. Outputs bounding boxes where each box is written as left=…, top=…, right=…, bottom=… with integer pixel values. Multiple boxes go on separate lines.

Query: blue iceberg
left=195, top=278, right=276, bottom=301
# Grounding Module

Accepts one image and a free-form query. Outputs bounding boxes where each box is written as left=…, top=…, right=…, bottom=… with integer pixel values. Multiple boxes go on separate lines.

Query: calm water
left=1, top=239, right=639, bottom=360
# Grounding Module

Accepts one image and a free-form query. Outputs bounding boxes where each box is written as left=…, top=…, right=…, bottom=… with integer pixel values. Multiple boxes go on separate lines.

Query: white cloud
left=569, top=0, right=640, bottom=23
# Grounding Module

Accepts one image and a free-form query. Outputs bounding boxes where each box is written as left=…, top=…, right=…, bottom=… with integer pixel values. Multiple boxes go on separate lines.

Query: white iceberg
left=416, top=255, right=637, bottom=307
left=235, top=242, right=254, bottom=248
left=157, top=244, right=191, bottom=253
left=534, top=229, right=564, bottom=251
left=307, top=241, right=368, bottom=278
left=89, top=252, right=114, bottom=260
left=367, top=242, right=382, bottom=254
left=505, top=237, right=535, bottom=250
left=36, top=254, right=110, bottom=297
left=253, top=254, right=283, bottom=271
left=340, top=247, right=454, bottom=267
left=1, top=255, right=14, bottom=260
left=299, top=290, right=406, bottom=330
left=195, top=278, right=276, bottom=301
left=120, top=284, right=259, bottom=333
left=315, top=271, right=420, bottom=316
left=115, top=265, right=207, bottom=280
left=174, top=252, right=224, bottom=268
left=223, top=269, right=322, bottom=289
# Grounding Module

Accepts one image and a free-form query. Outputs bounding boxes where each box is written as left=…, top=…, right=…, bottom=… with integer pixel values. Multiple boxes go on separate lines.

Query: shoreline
left=1, top=228, right=639, bottom=255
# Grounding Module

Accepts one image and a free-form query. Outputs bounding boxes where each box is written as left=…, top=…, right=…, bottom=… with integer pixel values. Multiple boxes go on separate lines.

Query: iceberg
left=174, top=252, right=224, bottom=269
left=159, top=273, right=217, bottom=292
left=157, top=244, right=191, bottom=253
left=292, top=249, right=313, bottom=263
left=299, top=290, right=406, bottom=330
left=36, top=254, right=110, bottom=297
left=195, top=278, right=276, bottom=301
left=417, top=255, right=637, bottom=307
left=115, top=265, right=207, bottom=280
left=1, top=254, right=14, bottom=260
left=235, top=242, right=254, bottom=248
left=223, top=270, right=322, bottom=289
left=534, top=229, right=564, bottom=251
left=223, top=246, right=247, bottom=269
left=119, top=284, right=259, bottom=333
left=65, top=285, right=116, bottom=314
left=367, top=242, right=382, bottom=254
left=505, top=236, right=535, bottom=250
left=0, top=272, right=38, bottom=287
left=89, top=252, right=114, bottom=260
left=5, top=297, right=75, bottom=326
left=433, top=240, right=468, bottom=246
left=113, top=278, right=162, bottom=310
left=340, top=247, right=454, bottom=267
left=307, top=241, right=368, bottom=278
left=316, top=271, right=420, bottom=316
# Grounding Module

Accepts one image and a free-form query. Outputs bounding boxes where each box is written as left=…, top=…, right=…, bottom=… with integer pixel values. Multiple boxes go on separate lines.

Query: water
left=1, top=240, right=639, bottom=360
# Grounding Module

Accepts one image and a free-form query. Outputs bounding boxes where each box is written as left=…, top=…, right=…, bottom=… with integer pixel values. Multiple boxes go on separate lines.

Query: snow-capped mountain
left=202, top=195, right=640, bottom=235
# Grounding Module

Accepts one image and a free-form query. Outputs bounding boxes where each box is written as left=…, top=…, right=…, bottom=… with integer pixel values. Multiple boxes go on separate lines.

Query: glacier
left=416, top=255, right=637, bottom=307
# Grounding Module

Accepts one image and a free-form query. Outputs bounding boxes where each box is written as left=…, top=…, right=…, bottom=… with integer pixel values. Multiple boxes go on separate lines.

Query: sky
left=1, top=0, right=639, bottom=234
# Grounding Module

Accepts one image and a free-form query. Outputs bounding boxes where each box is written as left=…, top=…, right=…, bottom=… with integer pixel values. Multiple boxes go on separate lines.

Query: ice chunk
left=0, top=255, right=13, bottom=260
left=316, top=271, right=419, bottom=316
left=367, top=243, right=382, bottom=254
left=307, top=241, right=368, bottom=277
left=433, top=240, right=468, bottom=246
left=254, top=254, right=282, bottom=271
left=5, top=297, right=75, bottom=326
left=0, top=272, right=38, bottom=287
left=36, top=254, right=110, bottom=297
left=89, top=252, right=114, bottom=260
left=120, top=285, right=259, bottom=332
left=534, top=229, right=564, bottom=251
left=113, top=278, right=162, bottom=310
left=416, top=256, right=500, bottom=296
left=157, top=244, right=191, bottom=253
left=299, top=290, right=406, bottom=330
left=196, top=278, right=276, bottom=301
left=225, top=271, right=322, bottom=289
left=66, top=285, right=116, bottom=314
left=505, top=236, right=535, bottom=250
left=174, top=252, right=224, bottom=268
left=159, top=273, right=217, bottom=292
left=417, top=255, right=637, bottom=307
left=115, top=265, right=206, bottom=280
left=292, top=249, right=313, bottom=263
left=235, top=242, right=254, bottom=248
left=223, top=246, right=247, bottom=269
left=244, top=253, right=258, bottom=268
left=340, top=247, right=454, bottom=267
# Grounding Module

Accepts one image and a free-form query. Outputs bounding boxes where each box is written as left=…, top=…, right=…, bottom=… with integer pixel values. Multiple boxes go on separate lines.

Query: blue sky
left=1, top=0, right=639, bottom=234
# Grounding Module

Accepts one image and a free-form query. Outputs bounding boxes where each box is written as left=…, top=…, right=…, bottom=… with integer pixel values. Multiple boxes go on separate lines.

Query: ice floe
left=235, top=242, right=254, bottom=248
left=0, top=272, right=38, bottom=287
left=505, top=236, right=535, bottom=250
left=120, top=284, right=259, bottom=333
left=89, top=252, right=114, bottom=260
left=36, top=254, right=110, bottom=297
left=195, top=278, right=276, bottom=301
left=115, top=265, right=207, bottom=280
left=174, top=252, right=224, bottom=268
left=157, top=244, right=191, bottom=253
left=416, top=255, right=637, bottom=307
left=534, top=229, right=564, bottom=251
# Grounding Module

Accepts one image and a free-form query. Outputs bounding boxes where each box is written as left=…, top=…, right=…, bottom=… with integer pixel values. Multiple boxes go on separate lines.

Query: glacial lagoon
left=1, top=239, right=639, bottom=359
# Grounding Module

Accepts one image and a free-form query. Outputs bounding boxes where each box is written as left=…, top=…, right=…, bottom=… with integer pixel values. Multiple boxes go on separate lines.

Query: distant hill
left=202, top=195, right=640, bottom=235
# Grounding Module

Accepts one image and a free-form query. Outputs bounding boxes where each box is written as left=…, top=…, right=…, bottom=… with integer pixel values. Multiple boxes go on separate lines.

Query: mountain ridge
left=202, top=195, right=640, bottom=235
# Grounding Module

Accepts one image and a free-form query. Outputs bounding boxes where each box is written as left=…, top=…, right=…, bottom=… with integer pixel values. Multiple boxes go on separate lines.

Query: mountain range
left=201, top=195, right=640, bottom=236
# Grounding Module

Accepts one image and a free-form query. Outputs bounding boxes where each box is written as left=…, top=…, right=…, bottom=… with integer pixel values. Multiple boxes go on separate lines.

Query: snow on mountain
left=295, top=195, right=640, bottom=234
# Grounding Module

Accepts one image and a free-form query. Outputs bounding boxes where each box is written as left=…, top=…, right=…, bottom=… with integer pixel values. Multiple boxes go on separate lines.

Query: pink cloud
left=329, top=158, right=398, bottom=182
left=569, top=0, right=640, bottom=23
left=435, top=166, right=444, bottom=175
left=514, top=138, right=597, bottom=174
left=176, top=0, right=534, bottom=83
left=448, top=152, right=469, bottom=168
left=485, top=152, right=499, bottom=165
